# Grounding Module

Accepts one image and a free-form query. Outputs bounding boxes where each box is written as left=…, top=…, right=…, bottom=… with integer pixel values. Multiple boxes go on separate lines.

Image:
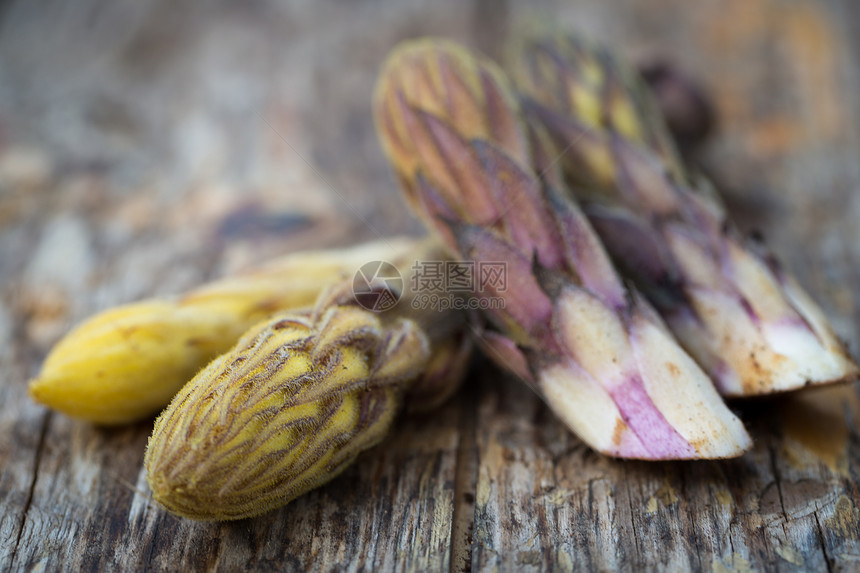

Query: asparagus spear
left=637, top=60, right=716, bottom=150
left=374, top=38, right=751, bottom=459
left=510, top=32, right=859, bottom=396
left=145, top=239, right=472, bottom=520
left=29, top=238, right=452, bottom=424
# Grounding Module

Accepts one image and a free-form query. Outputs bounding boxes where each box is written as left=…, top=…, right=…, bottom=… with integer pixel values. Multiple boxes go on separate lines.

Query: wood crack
left=814, top=510, right=834, bottom=573
left=767, top=441, right=789, bottom=525
left=624, top=465, right=642, bottom=571
left=10, top=410, right=50, bottom=569
left=449, top=382, right=478, bottom=573
left=679, top=469, right=703, bottom=572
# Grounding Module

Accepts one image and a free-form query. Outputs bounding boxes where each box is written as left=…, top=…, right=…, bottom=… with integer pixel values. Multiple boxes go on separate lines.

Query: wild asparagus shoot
left=145, top=239, right=472, bottom=520
left=29, top=239, right=422, bottom=424
left=374, top=38, right=751, bottom=460
left=510, top=32, right=859, bottom=396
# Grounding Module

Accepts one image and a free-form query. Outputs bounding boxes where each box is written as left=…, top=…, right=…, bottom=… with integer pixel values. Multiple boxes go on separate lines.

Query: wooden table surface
left=3, top=0, right=860, bottom=570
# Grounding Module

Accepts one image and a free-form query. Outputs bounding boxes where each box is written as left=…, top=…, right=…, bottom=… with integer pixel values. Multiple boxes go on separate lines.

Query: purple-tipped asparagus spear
left=510, top=32, right=859, bottom=396
left=374, top=38, right=751, bottom=459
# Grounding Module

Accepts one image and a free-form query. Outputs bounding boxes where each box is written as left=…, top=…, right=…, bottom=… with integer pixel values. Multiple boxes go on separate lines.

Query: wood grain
left=2, top=0, right=860, bottom=571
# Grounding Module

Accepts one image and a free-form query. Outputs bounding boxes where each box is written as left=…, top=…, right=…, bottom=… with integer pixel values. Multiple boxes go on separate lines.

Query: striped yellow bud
left=30, top=238, right=422, bottom=424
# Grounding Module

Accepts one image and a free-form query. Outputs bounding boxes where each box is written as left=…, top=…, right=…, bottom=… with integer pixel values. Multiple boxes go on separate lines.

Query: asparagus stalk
left=510, top=32, right=859, bottom=396
left=145, top=239, right=472, bottom=520
left=29, top=238, right=445, bottom=424
left=374, top=38, right=751, bottom=459
left=637, top=60, right=716, bottom=150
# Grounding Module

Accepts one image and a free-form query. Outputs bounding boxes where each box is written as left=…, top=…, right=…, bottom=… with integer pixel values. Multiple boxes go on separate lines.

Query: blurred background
left=0, top=0, right=860, bottom=322
left=3, top=2, right=860, bottom=569
left=1, top=0, right=859, bottom=384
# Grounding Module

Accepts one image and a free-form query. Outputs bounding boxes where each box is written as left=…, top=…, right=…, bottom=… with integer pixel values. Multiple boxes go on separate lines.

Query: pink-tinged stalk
left=511, top=32, right=859, bottom=396
left=374, top=38, right=751, bottom=459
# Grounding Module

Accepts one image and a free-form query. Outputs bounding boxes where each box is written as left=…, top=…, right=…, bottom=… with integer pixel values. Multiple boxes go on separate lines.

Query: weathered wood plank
left=471, top=0, right=860, bottom=571
left=0, top=1, right=477, bottom=570
left=471, top=375, right=860, bottom=571
left=6, top=400, right=462, bottom=571
left=2, top=0, right=860, bottom=571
